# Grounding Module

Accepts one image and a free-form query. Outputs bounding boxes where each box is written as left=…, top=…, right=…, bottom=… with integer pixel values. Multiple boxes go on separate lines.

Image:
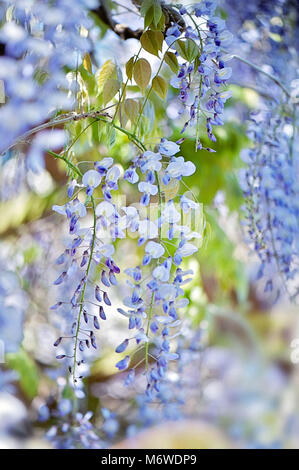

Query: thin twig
left=1, top=109, right=112, bottom=156
left=227, top=51, right=291, bottom=99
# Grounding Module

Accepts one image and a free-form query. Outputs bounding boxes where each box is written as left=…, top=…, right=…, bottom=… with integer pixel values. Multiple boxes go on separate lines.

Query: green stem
left=95, top=117, right=146, bottom=151
left=145, top=170, right=163, bottom=370
left=72, top=195, right=97, bottom=384
left=48, top=150, right=98, bottom=384
left=185, top=10, right=203, bottom=151
left=47, top=150, right=83, bottom=178
left=134, top=38, right=181, bottom=136
left=1, top=110, right=111, bottom=156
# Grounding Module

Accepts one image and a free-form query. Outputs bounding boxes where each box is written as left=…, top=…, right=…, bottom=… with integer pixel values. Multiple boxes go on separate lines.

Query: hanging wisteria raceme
left=0, top=0, right=97, bottom=165
left=51, top=158, right=124, bottom=383
left=240, top=107, right=299, bottom=301
left=51, top=137, right=203, bottom=394
left=0, top=260, right=27, bottom=355
left=116, top=138, right=203, bottom=405
left=164, top=1, right=233, bottom=150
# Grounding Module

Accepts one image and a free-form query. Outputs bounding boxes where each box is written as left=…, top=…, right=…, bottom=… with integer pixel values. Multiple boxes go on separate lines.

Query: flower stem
left=145, top=171, right=163, bottom=371
left=72, top=195, right=97, bottom=384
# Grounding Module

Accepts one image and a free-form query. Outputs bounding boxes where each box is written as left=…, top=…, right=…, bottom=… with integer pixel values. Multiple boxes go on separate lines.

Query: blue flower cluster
left=116, top=139, right=203, bottom=409
left=0, top=0, right=96, bottom=167
left=0, top=262, right=27, bottom=354
left=52, top=158, right=124, bottom=382
left=167, top=0, right=233, bottom=149
left=46, top=407, right=102, bottom=449
left=240, top=109, right=299, bottom=301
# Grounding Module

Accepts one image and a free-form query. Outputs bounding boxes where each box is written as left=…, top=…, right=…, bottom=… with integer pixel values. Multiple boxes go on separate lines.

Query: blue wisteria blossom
left=115, top=138, right=203, bottom=409
left=0, top=265, right=27, bottom=354
left=240, top=108, right=299, bottom=301
left=0, top=0, right=96, bottom=159
left=51, top=157, right=127, bottom=382
left=166, top=0, right=233, bottom=149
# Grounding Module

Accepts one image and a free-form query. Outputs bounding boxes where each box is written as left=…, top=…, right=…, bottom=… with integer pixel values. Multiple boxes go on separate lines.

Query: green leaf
left=140, top=30, right=163, bottom=57
left=165, top=51, right=179, bottom=73
left=152, top=0, right=162, bottom=26
left=124, top=98, right=140, bottom=123
left=126, top=56, right=134, bottom=81
left=107, top=124, right=116, bottom=148
left=144, top=7, right=154, bottom=28
left=97, top=59, right=118, bottom=92
left=102, top=78, right=121, bottom=105
left=133, top=58, right=151, bottom=91
left=78, top=65, right=96, bottom=95
left=175, top=39, right=199, bottom=62
left=140, top=0, right=153, bottom=17
left=150, top=12, right=165, bottom=31
left=91, top=121, right=100, bottom=143
left=83, top=53, right=92, bottom=74
left=6, top=349, right=40, bottom=399
left=152, top=75, right=167, bottom=100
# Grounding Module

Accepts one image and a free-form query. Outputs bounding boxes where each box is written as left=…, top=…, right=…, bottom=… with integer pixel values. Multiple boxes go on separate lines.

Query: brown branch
left=91, top=0, right=185, bottom=40
left=92, top=0, right=143, bottom=40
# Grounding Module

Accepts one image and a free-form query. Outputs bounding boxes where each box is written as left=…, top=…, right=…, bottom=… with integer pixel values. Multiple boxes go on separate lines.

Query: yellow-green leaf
left=175, top=39, right=199, bottom=62
left=124, top=98, right=140, bottom=123
left=83, top=53, right=92, bottom=74
left=98, top=59, right=117, bottom=91
left=152, top=75, right=167, bottom=100
left=126, top=57, right=134, bottom=81
left=102, top=78, right=121, bottom=105
left=140, top=30, right=163, bottom=57
left=165, top=51, right=179, bottom=73
left=133, top=58, right=151, bottom=91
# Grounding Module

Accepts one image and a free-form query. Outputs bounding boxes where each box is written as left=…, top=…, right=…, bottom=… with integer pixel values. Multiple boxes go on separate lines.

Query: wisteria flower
left=140, top=151, right=162, bottom=173
left=145, top=241, right=165, bottom=258
left=161, top=200, right=181, bottom=224
left=166, top=157, right=196, bottom=178
left=124, top=167, right=139, bottom=184
left=180, top=194, right=200, bottom=213
left=106, top=166, right=121, bottom=188
left=120, top=206, right=139, bottom=232
left=95, top=201, right=116, bottom=218
left=94, top=244, right=115, bottom=263
left=82, top=170, right=102, bottom=196
left=159, top=139, right=180, bottom=156
left=53, top=200, right=87, bottom=218
left=176, top=242, right=198, bottom=258
left=94, top=157, right=114, bottom=174
left=138, top=219, right=158, bottom=241
left=152, top=262, right=171, bottom=282
left=157, top=284, right=178, bottom=302
left=138, top=181, right=158, bottom=206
